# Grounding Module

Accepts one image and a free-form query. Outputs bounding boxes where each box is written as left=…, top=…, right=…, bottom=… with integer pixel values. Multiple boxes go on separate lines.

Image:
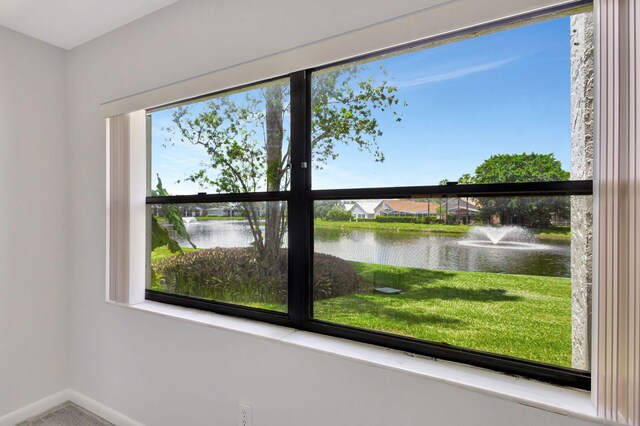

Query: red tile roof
left=379, top=200, right=439, bottom=214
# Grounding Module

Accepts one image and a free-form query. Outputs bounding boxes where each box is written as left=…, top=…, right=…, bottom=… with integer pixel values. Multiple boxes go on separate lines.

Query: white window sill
left=107, top=299, right=607, bottom=425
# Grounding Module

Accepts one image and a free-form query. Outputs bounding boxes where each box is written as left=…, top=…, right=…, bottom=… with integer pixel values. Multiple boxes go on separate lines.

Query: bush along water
left=373, top=216, right=444, bottom=224
left=152, top=248, right=360, bottom=305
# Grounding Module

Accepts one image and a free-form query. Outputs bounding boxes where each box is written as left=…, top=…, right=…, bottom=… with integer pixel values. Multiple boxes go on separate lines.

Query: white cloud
left=397, top=57, right=519, bottom=88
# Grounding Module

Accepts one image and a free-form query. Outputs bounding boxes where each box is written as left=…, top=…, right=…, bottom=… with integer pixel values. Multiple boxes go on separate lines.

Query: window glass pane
left=311, top=10, right=592, bottom=189
left=149, top=201, right=288, bottom=312
left=150, top=78, right=291, bottom=195
left=313, top=195, right=591, bottom=369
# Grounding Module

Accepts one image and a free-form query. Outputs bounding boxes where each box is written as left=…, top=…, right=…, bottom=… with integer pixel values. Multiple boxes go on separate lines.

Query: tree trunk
left=263, top=86, right=285, bottom=263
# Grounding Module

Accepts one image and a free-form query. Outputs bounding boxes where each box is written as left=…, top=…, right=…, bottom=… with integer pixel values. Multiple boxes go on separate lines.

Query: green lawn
left=151, top=247, right=572, bottom=366
left=315, top=219, right=570, bottom=242
left=314, top=219, right=471, bottom=235
left=150, top=246, right=198, bottom=263
left=535, top=226, right=571, bottom=242
left=315, top=262, right=571, bottom=367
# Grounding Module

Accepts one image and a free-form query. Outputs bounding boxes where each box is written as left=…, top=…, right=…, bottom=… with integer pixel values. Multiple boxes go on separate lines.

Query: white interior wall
left=61, top=0, right=606, bottom=424
left=0, top=27, right=68, bottom=417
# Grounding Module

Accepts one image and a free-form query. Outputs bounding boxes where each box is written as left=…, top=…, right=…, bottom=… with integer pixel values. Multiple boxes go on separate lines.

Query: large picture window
left=146, top=3, right=593, bottom=389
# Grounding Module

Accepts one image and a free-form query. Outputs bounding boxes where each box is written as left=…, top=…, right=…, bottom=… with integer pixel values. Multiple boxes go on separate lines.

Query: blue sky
left=152, top=15, right=573, bottom=195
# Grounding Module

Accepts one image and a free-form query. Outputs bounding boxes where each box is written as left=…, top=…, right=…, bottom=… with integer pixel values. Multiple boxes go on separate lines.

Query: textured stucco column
left=570, top=12, right=594, bottom=371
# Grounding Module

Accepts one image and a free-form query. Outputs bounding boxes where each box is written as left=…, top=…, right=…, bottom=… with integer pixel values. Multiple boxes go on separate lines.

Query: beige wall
left=0, top=26, right=68, bottom=417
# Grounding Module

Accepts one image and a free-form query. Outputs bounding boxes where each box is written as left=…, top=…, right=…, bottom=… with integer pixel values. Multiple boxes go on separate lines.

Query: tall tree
left=474, top=153, right=569, bottom=184
left=166, top=66, right=404, bottom=262
left=473, top=153, right=570, bottom=227
left=458, top=173, right=476, bottom=184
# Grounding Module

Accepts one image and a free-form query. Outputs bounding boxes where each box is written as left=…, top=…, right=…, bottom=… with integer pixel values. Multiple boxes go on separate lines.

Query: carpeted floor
left=16, top=402, right=113, bottom=426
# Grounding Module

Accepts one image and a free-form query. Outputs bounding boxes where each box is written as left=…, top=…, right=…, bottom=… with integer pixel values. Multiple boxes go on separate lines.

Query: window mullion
left=288, top=70, right=312, bottom=325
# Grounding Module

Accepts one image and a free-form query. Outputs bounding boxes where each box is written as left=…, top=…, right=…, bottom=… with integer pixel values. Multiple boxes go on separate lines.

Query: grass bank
left=314, top=219, right=471, bottom=235
left=150, top=246, right=198, bottom=263
left=196, top=216, right=246, bottom=221
left=314, top=220, right=570, bottom=242
left=535, top=226, right=571, bottom=241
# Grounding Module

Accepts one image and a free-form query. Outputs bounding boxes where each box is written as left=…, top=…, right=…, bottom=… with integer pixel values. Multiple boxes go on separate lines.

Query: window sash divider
left=308, top=180, right=593, bottom=200
left=146, top=180, right=594, bottom=206
left=146, top=191, right=291, bottom=204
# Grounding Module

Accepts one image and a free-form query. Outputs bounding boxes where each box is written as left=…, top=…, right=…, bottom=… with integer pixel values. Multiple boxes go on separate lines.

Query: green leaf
left=151, top=174, right=196, bottom=252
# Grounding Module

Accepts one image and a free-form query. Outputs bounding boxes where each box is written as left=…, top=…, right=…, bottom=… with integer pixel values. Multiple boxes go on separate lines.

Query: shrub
left=375, top=216, right=442, bottom=224
left=152, top=248, right=360, bottom=304
left=153, top=247, right=287, bottom=304
left=325, top=205, right=352, bottom=221
left=313, top=253, right=361, bottom=300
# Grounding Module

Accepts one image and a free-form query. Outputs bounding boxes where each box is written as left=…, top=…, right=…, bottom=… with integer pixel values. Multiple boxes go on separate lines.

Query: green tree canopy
left=472, top=153, right=569, bottom=228
left=458, top=173, right=476, bottom=185
left=315, top=200, right=345, bottom=219
left=474, top=153, right=569, bottom=184
left=325, top=205, right=353, bottom=221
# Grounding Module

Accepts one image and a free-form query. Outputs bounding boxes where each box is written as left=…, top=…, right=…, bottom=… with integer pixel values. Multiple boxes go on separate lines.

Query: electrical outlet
left=238, top=402, right=252, bottom=426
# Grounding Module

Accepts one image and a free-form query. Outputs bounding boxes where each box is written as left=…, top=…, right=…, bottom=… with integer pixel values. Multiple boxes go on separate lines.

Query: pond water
left=175, top=220, right=571, bottom=278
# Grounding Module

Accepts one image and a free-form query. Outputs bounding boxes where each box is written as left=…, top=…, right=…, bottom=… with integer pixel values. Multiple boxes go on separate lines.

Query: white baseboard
left=66, top=390, right=144, bottom=426
left=0, top=390, right=70, bottom=426
left=0, top=389, right=143, bottom=426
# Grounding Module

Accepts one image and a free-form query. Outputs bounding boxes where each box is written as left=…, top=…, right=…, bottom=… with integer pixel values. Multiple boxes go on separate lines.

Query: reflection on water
left=314, top=228, right=570, bottom=277
left=170, top=220, right=571, bottom=277
left=173, top=220, right=260, bottom=248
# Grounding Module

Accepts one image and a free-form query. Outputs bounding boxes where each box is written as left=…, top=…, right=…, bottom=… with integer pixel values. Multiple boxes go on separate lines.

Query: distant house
left=375, top=199, right=439, bottom=218
left=441, top=198, right=479, bottom=214
left=441, top=198, right=479, bottom=224
left=345, top=200, right=381, bottom=219
left=205, top=206, right=242, bottom=217
left=183, top=206, right=204, bottom=217
left=205, top=207, right=226, bottom=216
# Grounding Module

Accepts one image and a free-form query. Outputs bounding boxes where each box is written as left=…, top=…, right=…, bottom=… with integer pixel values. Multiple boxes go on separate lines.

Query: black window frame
left=145, top=0, right=593, bottom=390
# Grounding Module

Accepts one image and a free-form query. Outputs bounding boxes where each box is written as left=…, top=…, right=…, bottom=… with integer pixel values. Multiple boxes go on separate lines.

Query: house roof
left=352, top=200, right=383, bottom=215
left=378, top=199, right=438, bottom=214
